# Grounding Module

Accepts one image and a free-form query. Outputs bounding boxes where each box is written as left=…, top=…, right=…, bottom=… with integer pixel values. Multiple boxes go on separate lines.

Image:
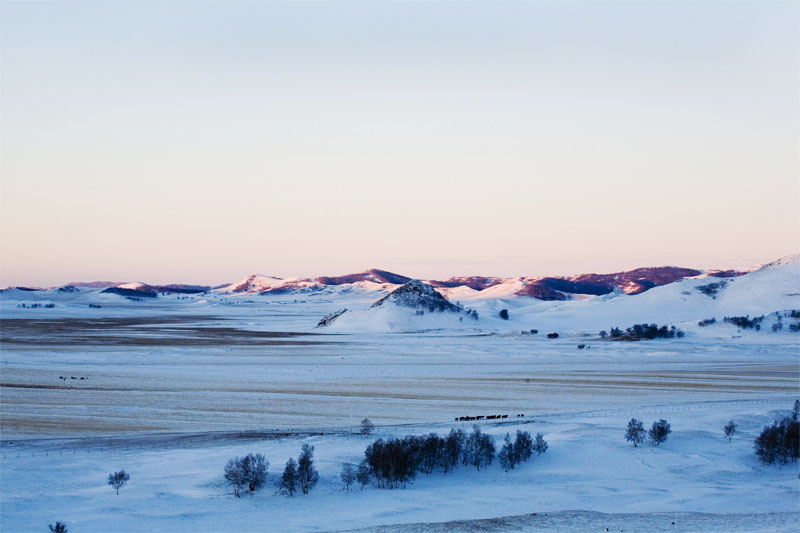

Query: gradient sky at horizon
left=1, top=0, right=798, bottom=286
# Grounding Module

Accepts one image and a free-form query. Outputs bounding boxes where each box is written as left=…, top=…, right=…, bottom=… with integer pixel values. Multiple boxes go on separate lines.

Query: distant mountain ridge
left=569, top=266, right=703, bottom=295
left=6, top=262, right=768, bottom=301
left=69, top=281, right=212, bottom=295
left=317, top=254, right=800, bottom=333
left=209, top=264, right=751, bottom=301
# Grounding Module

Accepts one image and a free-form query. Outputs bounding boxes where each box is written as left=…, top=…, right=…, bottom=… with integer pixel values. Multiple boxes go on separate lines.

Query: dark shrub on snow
left=649, top=419, right=671, bottom=446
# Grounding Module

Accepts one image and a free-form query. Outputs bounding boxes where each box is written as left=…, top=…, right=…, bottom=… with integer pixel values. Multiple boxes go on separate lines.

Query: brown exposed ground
left=0, top=316, right=330, bottom=347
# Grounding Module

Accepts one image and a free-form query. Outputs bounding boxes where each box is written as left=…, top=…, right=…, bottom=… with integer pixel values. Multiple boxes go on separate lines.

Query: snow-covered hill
left=487, top=254, right=800, bottom=335
left=2, top=255, right=796, bottom=334
left=319, top=280, right=476, bottom=332
left=317, top=255, right=799, bottom=334
left=4, top=262, right=759, bottom=301
left=216, top=274, right=317, bottom=294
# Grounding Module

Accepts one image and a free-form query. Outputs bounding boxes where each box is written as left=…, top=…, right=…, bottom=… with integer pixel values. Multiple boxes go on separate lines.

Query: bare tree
left=724, top=420, right=737, bottom=442
left=279, top=458, right=298, bottom=496
left=225, top=454, right=268, bottom=496
left=224, top=458, right=245, bottom=497
left=297, top=444, right=319, bottom=494
left=499, top=434, right=515, bottom=472
left=443, top=428, right=465, bottom=473
left=464, top=425, right=495, bottom=470
left=48, top=522, right=68, bottom=533
left=513, top=430, right=533, bottom=463
left=340, top=463, right=356, bottom=491
left=360, top=418, right=375, bottom=435
left=533, top=433, right=548, bottom=456
left=242, top=453, right=268, bottom=492
left=107, top=470, right=130, bottom=495
left=356, top=460, right=371, bottom=491
left=649, top=419, right=672, bottom=446
left=625, top=418, right=645, bottom=447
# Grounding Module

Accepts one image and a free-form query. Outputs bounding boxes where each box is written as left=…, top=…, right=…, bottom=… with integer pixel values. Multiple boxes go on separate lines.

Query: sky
left=1, top=0, right=798, bottom=286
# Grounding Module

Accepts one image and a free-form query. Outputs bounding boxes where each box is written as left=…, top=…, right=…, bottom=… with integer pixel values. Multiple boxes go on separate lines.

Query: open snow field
left=1, top=264, right=798, bottom=531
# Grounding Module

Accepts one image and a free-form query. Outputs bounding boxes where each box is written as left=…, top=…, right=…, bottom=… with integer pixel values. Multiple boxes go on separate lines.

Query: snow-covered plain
left=1, top=257, right=798, bottom=531
left=1, top=402, right=797, bottom=532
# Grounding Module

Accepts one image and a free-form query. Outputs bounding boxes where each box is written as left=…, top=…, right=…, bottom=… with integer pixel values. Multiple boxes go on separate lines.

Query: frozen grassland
left=0, top=268, right=798, bottom=531
left=0, top=400, right=797, bottom=532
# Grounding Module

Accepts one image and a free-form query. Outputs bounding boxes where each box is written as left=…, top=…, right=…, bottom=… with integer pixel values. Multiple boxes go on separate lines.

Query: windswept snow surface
left=1, top=403, right=797, bottom=532
left=0, top=255, right=798, bottom=531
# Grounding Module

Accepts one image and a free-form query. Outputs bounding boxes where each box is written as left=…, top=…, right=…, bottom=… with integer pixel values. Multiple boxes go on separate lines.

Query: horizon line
left=5, top=253, right=797, bottom=290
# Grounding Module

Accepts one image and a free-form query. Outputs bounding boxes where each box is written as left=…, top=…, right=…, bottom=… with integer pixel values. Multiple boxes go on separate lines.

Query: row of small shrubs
left=187, top=402, right=800, bottom=500
left=357, top=426, right=547, bottom=489
left=499, top=430, right=547, bottom=471
left=625, top=419, right=672, bottom=447
left=724, top=315, right=764, bottom=330
left=222, top=427, right=549, bottom=496
left=601, top=324, right=684, bottom=340
left=623, top=402, right=800, bottom=468
left=49, top=405, right=798, bottom=530
left=224, top=444, right=320, bottom=497
left=701, top=313, right=800, bottom=332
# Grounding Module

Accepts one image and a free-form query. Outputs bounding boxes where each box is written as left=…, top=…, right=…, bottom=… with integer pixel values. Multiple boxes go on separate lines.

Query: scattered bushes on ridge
left=724, top=315, right=764, bottom=330
left=696, top=281, right=727, bottom=298
left=608, top=324, right=683, bottom=340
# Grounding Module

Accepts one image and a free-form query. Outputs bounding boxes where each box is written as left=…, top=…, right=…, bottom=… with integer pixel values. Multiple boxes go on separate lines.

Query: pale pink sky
left=1, top=1, right=798, bottom=287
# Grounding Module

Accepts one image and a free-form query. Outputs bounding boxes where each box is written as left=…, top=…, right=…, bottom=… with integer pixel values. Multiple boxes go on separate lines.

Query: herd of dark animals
left=455, top=414, right=524, bottom=421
